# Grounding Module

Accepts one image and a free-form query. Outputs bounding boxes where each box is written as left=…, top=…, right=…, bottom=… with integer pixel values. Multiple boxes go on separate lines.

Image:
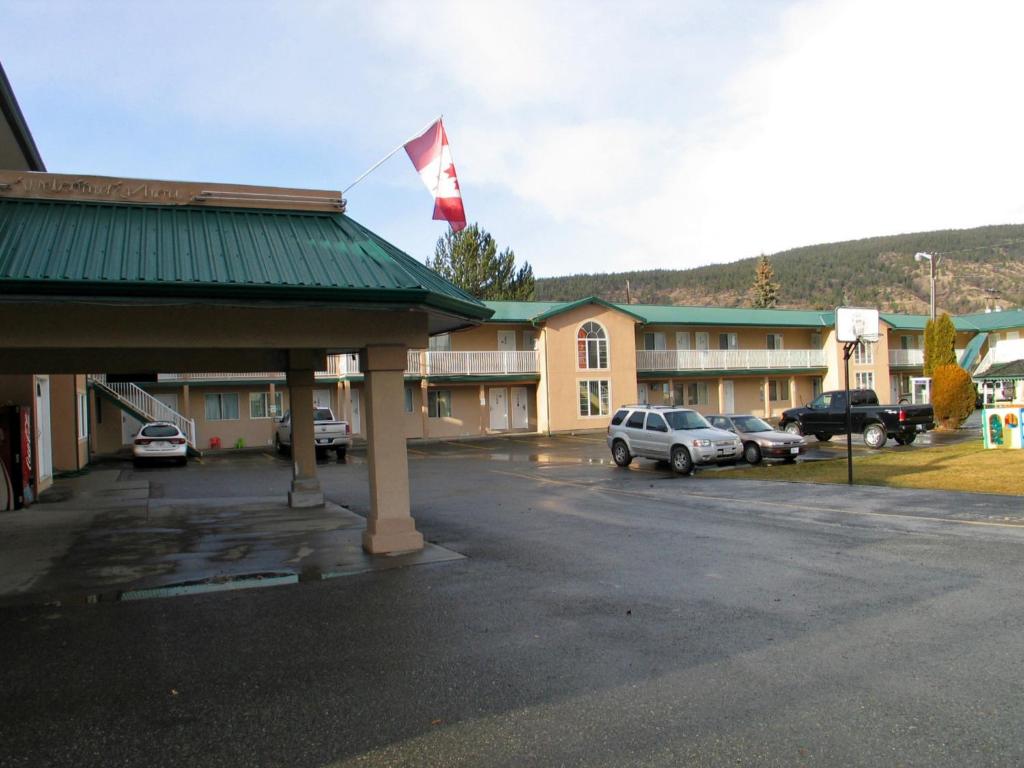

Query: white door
left=489, top=388, right=509, bottom=430
left=522, top=331, right=537, bottom=350
left=696, top=332, right=710, bottom=351
left=511, top=387, right=529, bottom=429
left=313, top=389, right=332, bottom=410
left=35, top=377, right=52, bottom=482
left=675, top=332, right=691, bottom=350
left=350, top=390, right=361, bottom=434
left=497, top=331, right=516, bottom=351
left=723, top=380, right=735, bottom=413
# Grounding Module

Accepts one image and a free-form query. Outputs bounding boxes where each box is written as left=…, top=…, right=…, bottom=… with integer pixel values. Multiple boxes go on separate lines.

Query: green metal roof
left=627, top=303, right=834, bottom=328
left=881, top=309, right=1024, bottom=332
left=0, top=197, right=491, bottom=322
left=483, top=300, right=834, bottom=327
left=530, top=296, right=647, bottom=323
left=975, top=360, right=1024, bottom=380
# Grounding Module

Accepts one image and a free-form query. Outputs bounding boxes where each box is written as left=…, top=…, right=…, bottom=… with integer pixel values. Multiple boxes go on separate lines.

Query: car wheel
left=743, top=442, right=762, bottom=465
left=784, top=422, right=803, bottom=436
left=611, top=440, right=632, bottom=467
left=315, top=447, right=327, bottom=461
left=177, top=457, right=188, bottom=467
left=782, top=457, right=797, bottom=464
left=814, top=432, right=832, bottom=442
left=274, top=434, right=284, bottom=455
left=897, top=431, right=916, bottom=445
left=670, top=445, right=693, bottom=475
left=863, top=423, right=887, bottom=449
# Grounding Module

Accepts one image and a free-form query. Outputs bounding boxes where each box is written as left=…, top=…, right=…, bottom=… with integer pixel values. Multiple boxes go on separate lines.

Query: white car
left=132, top=422, right=188, bottom=466
left=607, top=405, right=742, bottom=474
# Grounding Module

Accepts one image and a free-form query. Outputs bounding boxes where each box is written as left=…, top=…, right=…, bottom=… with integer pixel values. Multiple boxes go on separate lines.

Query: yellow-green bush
left=931, top=364, right=975, bottom=429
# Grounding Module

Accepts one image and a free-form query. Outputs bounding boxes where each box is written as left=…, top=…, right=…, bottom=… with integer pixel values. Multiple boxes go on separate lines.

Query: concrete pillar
left=789, top=376, right=799, bottom=409
left=182, top=384, right=191, bottom=419
left=286, top=366, right=323, bottom=508
left=420, top=377, right=430, bottom=438
left=717, top=378, right=726, bottom=412
left=763, top=376, right=772, bottom=419
left=268, top=382, right=276, bottom=418
left=479, top=384, right=487, bottom=433
left=361, top=344, right=423, bottom=554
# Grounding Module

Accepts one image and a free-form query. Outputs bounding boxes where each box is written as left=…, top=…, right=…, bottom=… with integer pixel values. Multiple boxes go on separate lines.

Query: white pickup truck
left=274, top=407, right=351, bottom=461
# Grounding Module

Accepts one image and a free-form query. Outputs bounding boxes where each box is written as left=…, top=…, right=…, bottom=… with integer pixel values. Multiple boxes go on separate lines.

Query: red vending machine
left=0, top=406, right=34, bottom=510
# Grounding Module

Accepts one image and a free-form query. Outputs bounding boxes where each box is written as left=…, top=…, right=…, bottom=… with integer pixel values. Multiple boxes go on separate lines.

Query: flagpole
left=342, top=115, right=443, bottom=195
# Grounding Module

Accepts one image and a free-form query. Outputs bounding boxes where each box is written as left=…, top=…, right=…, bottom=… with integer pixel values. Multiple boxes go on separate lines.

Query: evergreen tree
left=427, top=224, right=534, bottom=301
left=750, top=254, right=780, bottom=308
left=924, top=313, right=957, bottom=376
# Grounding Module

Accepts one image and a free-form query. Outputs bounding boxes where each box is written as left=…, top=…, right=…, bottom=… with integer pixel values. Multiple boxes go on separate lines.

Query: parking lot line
left=488, top=467, right=1024, bottom=531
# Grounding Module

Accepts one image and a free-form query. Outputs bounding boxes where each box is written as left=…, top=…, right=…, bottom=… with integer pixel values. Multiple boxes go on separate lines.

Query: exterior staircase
left=88, top=375, right=199, bottom=455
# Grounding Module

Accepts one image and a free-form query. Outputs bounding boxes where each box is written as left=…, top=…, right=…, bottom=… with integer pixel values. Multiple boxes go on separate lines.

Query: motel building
left=2, top=64, right=1024, bottom=556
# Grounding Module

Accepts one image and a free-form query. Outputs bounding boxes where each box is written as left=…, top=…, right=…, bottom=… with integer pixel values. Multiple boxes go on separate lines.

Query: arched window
left=577, top=321, right=608, bottom=369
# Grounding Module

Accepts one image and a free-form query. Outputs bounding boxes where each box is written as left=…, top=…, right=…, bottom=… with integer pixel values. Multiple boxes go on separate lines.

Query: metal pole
left=342, top=115, right=443, bottom=195
left=844, top=341, right=855, bottom=486
left=929, top=258, right=936, bottom=322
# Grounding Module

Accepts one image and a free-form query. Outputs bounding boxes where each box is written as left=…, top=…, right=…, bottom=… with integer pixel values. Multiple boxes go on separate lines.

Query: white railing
left=425, top=350, right=539, bottom=375
left=636, top=348, right=827, bottom=372
left=889, top=349, right=924, bottom=367
left=155, top=349, right=540, bottom=382
left=974, top=340, right=1024, bottom=376
left=889, top=348, right=967, bottom=368
left=89, top=376, right=196, bottom=448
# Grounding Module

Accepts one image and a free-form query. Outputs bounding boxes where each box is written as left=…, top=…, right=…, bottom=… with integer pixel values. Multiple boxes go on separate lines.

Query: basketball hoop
left=835, top=306, right=882, bottom=487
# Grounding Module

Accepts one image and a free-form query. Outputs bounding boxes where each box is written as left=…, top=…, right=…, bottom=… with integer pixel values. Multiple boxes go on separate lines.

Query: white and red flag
left=403, top=119, right=467, bottom=232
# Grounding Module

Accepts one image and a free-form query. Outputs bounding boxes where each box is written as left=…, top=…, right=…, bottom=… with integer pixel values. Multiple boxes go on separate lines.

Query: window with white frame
left=205, top=393, right=239, bottom=421
left=522, top=330, right=537, bottom=350
left=404, top=386, right=414, bottom=413
left=718, top=332, right=738, bottom=350
left=427, top=390, right=451, bottom=418
left=854, top=342, right=874, bottom=365
left=428, top=333, right=451, bottom=352
left=767, top=333, right=784, bottom=350
left=577, top=322, right=609, bottom=369
left=643, top=332, right=666, bottom=350
left=77, top=392, right=88, bottom=439
left=810, top=331, right=822, bottom=349
left=578, top=380, right=610, bottom=416
left=249, top=391, right=283, bottom=419
left=768, top=379, right=790, bottom=401
left=812, top=376, right=824, bottom=398
left=855, top=371, right=875, bottom=390
left=687, top=381, right=709, bottom=405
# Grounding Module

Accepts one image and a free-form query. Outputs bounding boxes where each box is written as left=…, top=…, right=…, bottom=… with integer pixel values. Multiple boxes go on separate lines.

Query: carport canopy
left=0, top=171, right=493, bottom=553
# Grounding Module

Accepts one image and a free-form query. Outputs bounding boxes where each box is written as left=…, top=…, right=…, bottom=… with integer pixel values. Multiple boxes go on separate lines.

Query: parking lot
left=2, top=428, right=1022, bottom=768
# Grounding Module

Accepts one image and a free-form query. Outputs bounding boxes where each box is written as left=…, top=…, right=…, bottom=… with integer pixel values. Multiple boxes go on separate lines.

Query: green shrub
left=931, top=364, right=975, bottom=429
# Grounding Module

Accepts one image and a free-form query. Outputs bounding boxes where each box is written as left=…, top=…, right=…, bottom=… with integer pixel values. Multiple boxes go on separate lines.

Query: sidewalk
left=0, top=468, right=461, bottom=607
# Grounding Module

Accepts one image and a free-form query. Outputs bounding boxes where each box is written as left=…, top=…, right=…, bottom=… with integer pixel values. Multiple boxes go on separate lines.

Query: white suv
left=607, top=405, right=742, bottom=475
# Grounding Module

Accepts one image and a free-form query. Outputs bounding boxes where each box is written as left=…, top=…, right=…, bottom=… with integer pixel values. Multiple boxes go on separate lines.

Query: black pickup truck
left=777, top=389, right=935, bottom=449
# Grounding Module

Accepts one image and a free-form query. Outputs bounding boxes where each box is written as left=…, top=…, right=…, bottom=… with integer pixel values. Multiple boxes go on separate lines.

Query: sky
left=3, top=0, right=1024, bottom=278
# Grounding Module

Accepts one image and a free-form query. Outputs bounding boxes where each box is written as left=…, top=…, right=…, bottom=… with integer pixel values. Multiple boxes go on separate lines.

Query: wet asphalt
left=2, top=429, right=1023, bottom=768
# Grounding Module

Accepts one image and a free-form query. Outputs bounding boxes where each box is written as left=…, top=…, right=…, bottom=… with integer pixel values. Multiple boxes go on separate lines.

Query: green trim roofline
left=0, top=198, right=491, bottom=326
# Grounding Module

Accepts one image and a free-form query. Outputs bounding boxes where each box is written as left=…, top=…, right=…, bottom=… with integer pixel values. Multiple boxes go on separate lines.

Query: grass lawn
left=716, top=442, right=1024, bottom=495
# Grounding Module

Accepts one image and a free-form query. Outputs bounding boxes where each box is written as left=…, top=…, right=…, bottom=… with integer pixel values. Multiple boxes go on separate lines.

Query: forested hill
left=535, top=224, right=1024, bottom=314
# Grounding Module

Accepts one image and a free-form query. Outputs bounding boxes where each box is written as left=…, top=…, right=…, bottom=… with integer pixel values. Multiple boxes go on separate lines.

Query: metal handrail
left=89, top=376, right=196, bottom=447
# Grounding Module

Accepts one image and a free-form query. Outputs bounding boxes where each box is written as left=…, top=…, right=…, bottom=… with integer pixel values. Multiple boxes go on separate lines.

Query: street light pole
left=915, top=252, right=937, bottom=322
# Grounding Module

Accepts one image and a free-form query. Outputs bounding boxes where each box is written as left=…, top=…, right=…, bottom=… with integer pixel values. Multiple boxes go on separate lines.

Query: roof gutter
left=0, top=63, right=45, bottom=172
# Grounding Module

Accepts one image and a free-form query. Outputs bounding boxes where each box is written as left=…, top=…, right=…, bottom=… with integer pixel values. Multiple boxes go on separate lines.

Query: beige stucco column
left=717, top=379, right=726, bottom=412
left=763, top=376, right=772, bottom=418
left=286, top=366, right=323, bottom=508
left=361, top=344, right=423, bottom=554
left=420, top=377, right=430, bottom=438
left=789, top=376, right=799, bottom=408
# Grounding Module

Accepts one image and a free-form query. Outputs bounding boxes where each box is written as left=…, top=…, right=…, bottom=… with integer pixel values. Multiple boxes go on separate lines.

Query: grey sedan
left=707, top=414, right=807, bottom=465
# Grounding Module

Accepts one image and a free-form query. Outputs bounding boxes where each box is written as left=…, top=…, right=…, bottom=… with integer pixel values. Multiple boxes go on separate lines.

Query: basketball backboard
left=836, top=306, right=880, bottom=343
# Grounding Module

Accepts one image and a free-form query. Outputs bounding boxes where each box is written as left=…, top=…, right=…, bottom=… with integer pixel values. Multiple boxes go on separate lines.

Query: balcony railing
left=636, top=348, right=827, bottom=372
left=889, top=348, right=966, bottom=368
left=424, top=350, right=539, bottom=376
left=156, top=350, right=540, bottom=383
left=889, top=349, right=924, bottom=367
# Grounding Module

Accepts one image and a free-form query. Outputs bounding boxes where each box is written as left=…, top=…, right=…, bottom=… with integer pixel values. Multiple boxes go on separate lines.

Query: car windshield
left=733, top=416, right=773, bottom=432
left=313, top=408, right=333, bottom=421
left=140, top=424, right=179, bottom=438
left=664, top=410, right=711, bottom=430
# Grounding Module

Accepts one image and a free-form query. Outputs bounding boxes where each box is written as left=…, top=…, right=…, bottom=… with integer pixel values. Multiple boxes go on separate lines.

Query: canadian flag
left=404, top=119, right=467, bottom=232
